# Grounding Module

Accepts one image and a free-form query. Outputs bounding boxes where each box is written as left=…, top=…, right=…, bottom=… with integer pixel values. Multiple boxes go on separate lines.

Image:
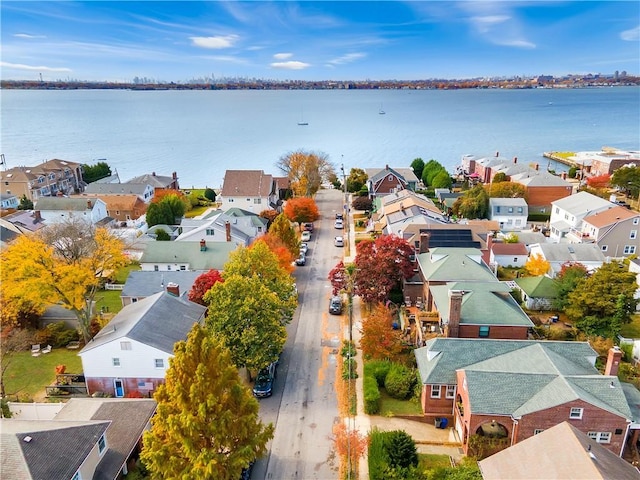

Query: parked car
left=334, top=219, right=343, bottom=229
left=334, top=236, right=344, bottom=247
left=300, top=242, right=309, bottom=254
left=295, top=252, right=306, bottom=266
left=301, top=231, right=311, bottom=242
left=329, top=295, right=343, bottom=315
left=240, top=461, right=255, bottom=480
left=252, top=362, right=277, bottom=398
left=303, top=222, right=314, bottom=232
left=336, top=212, right=343, bottom=220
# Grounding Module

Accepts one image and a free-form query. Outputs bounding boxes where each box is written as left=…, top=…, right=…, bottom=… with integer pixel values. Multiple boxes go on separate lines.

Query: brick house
left=365, top=165, right=420, bottom=200
left=415, top=339, right=634, bottom=456
left=78, top=193, right=148, bottom=223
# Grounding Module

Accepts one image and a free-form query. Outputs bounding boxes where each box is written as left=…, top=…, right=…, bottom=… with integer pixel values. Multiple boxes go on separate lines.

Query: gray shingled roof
left=84, top=183, right=150, bottom=196
left=532, top=243, right=606, bottom=263
left=80, top=292, right=206, bottom=354
left=417, top=248, right=497, bottom=282
left=552, top=191, right=614, bottom=213
left=415, top=339, right=632, bottom=420
left=430, top=281, right=533, bottom=327
left=121, top=270, right=204, bottom=298
left=139, top=241, right=238, bottom=270
left=34, top=196, right=99, bottom=211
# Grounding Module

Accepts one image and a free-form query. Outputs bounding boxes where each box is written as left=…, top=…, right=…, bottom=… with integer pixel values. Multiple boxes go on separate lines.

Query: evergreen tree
left=141, top=325, right=273, bottom=479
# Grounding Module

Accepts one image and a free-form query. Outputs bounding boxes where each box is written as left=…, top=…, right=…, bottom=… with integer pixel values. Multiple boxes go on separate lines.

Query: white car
left=334, top=219, right=344, bottom=229
left=334, top=236, right=344, bottom=247
left=300, top=242, right=309, bottom=254
left=301, top=231, right=311, bottom=242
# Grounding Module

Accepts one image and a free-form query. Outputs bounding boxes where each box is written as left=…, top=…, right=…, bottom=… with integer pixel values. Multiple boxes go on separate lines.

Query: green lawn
left=379, top=390, right=423, bottom=416
left=4, top=349, right=83, bottom=401
left=621, top=314, right=640, bottom=338
left=418, top=453, right=452, bottom=470
left=94, top=289, right=125, bottom=315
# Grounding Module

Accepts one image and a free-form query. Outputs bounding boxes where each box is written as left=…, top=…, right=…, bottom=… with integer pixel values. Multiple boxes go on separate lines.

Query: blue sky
left=1, top=1, right=638, bottom=82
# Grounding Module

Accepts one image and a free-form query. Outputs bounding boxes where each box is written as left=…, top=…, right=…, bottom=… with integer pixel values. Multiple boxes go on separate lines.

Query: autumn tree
left=586, top=174, right=611, bottom=189
left=258, top=234, right=295, bottom=273
left=347, top=168, right=368, bottom=193
left=553, top=262, right=588, bottom=311
left=452, top=185, right=489, bottom=219
left=332, top=422, right=368, bottom=479
left=566, top=261, right=638, bottom=338
left=259, top=208, right=279, bottom=226
left=283, top=196, right=320, bottom=227
left=360, top=303, right=403, bottom=360
left=524, top=253, right=551, bottom=276
left=492, top=172, right=507, bottom=183
left=267, top=213, right=300, bottom=256
left=353, top=235, right=414, bottom=305
left=276, top=150, right=334, bottom=197
left=1, top=219, right=127, bottom=342
left=328, top=261, right=348, bottom=296
left=486, top=181, right=527, bottom=199
left=141, top=324, right=273, bottom=480
left=188, top=269, right=224, bottom=306
left=352, top=196, right=373, bottom=212
left=410, top=158, right=425, bottom=182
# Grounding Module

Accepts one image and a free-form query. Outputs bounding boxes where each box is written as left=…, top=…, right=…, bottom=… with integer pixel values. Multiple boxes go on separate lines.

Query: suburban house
left=175, top=207, right=268, bottom=246
left=1, top=398, right=156, bottom=480
left=218, top=170, right=278, bottom=213
left=513, top=275, right=558, bottom=311
left=33, top=197, right=109, bottom=226
left=126, top=171, right=180, bottom=191
left=78, top=193, right=148, bottom=224
left=120, top=270, right=204, bottom=306
left=478, top=421, right=640, bottom=480
left=83, top=182, right=155, bottom=203
left=488, top=198, right=528, bottom=232
left=372, top=189, right=445, bottom=233
left=489, top=241, right=529, bottom=268
left=1, top=193, right=19, bottom=210
left=139, top=240, right=237, bottom=271
left=0, top=210, right=47, bottom=236
left=415, top=339, right=634, bottom=456
left=509, top=169, right=573, bottom=214
left=0, top=158, right=85, bottom=202
left=430, top=282, right=534, bottom=340
left=79, top=291, right=206, bottom=397
left=528, top=242, right=607, bottom=277
left=549, top=191, right=616, bottom=242
left=567, top=206, right=639, bottom=258
left=365, top=165, right=420, bottom=199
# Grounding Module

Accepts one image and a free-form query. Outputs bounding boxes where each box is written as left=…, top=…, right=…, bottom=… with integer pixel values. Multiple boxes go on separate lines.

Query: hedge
left=364, top=360, right=392, bottom=388
left=384, top=363, right=416, bottom=400
left=364, top=375, right=381, bottom=414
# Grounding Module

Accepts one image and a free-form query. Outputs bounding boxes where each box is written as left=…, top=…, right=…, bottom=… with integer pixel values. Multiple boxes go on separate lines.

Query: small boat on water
left=379, top=104, right=386, bottom=115
left=298, top=108, right=309, bottom=125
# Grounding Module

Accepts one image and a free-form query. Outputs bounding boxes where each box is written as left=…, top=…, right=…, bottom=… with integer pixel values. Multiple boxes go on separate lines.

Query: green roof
left=431, top=282, right=533, bottom=327
left=140, top=241, right=238, bottom=270
left=514, top=275, right=558, bottom=299
left=417, top=248, right=497, bottom=282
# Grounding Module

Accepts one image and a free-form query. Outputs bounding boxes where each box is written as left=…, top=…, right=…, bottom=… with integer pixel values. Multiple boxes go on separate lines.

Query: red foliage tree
left=360, top=302, right=404, bottom=360
left=586, top=174, right=611, bottom=189
left=188, top=269, right=224, bottom=305
left=353, top=235, right=414, bottom=305
left=328, top=261, right=347, bottom=295
left=283, top=197, right=320, bottom=227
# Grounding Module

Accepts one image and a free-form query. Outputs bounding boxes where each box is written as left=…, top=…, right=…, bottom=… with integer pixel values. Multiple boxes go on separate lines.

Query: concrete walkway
left=343, top=206, right=463, bottom=479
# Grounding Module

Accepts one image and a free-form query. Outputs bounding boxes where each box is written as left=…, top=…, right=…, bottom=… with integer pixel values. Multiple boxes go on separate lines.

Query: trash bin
left=439, top=418, right=448, bottom=429
left=434, top=417, right=442, bottom=428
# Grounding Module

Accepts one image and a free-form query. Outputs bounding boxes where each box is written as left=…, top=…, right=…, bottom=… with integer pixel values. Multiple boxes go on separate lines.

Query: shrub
left=364, top=375, right=381, bottom=414
left=342, top=358, right=358, bottom=380
left=204, top=188, right=216, bottom=201
left=365, top=360, right=392, bottom=388
left=341, top=340, right=356, bottom=358
left=384, top=430, right=418, bottom=469
left=35, top=322, right=80, bottom=348
left=368, top=428, right=389, bottom=480
left=384, top=363, right=416, bottom=400
left=352, top=196, right=373, bottom=212
left=1, top=399, right=12, bottom=418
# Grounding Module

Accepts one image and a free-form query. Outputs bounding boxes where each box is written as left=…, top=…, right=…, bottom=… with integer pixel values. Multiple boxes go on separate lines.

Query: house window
left=206, top=229, right=215, bottom=236
left=534, top=429, right=544, bottom=435
left=624, top=245, right=637, bottom=255
left=120, top=341, right=132, bottom=350
left=430, top=385, right=441, bottom=398
left=555, top=207, right=559, bottom=214
left=154, top=265, right=159, bottom=271
left=569, top=407, right=583, bottom=419
left=508, top=207, right=513, bottom=213
left=587, top=432, right=611, bottom=444
left=601, top=245, right=608, bottom=252
left=631, top=230, right=637, bottom=239
left=98, top=434, right=107, bottom=454
left=633, top=218, right=639, bottom=225
left=154, top=359, right=164, bottom=368
left=445, top=385, right=456, bottom=399
left=514, top=257, right=518, bottom=263
left=112, top=358, right=121, bottom=367
left=115, top=210, right=120, bottom=215
left=495, top=206, right=501, bottom=213
left=517, top=207, right=523, bottom=213
left=254, top=198, right=261, bottom=204
left=167, top=265, right=171, bottom=271
left=479, top=326, right=490, bottom=338
left=180, top=265, right=186, bottom=271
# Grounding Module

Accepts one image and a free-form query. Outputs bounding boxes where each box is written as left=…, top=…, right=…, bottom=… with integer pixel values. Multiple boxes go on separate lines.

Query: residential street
left=253, top=188, right=345, bottom=479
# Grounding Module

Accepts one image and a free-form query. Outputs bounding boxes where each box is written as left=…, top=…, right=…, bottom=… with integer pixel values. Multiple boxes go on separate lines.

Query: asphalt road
left=252, top=188, right=345, bottom=480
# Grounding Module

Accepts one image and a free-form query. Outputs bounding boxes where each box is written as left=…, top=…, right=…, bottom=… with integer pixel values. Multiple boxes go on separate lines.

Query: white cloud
left=270, top=61, right=310, bottom=70
left=273, top=53, right=293, bottom=60
left=620, top=25, right=640, bottom=42
left=190, top=35, right=238, bottom=49
left=496, top=39, right=536, bottom=49
left=14, top=33, right=46, bottom=39
left=471, top=15, right=510, bottom=34
left=327, top=52, right=366, bottom=66
left=0, top=61, right=71, bottom=72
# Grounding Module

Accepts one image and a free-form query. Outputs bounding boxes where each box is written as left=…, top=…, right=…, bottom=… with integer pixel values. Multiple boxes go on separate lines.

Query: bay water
left=1, top=87, right=638, bottom=189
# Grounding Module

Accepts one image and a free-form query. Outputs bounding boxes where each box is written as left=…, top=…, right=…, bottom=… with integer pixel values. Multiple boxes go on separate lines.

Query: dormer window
left=98, top=434, right=107, bottom=455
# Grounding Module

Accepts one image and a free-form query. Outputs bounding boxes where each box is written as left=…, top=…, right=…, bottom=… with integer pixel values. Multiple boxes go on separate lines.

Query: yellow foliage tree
left=1, top=220, right=127, bottom=342
left=277, top=150, right=334, bottom=197
left=524, top=253, right=551, bottom=277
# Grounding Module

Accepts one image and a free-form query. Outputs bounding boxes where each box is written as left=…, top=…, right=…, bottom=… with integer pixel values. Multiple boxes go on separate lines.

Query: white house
left=528, top=242, right=607, bottom=277
left=218, top=170, right=278, bottom=213
left=34, top=196, right=109, bottom=225
left=175, top=207, right=268, bottom=246
left=488, top=198, right=529, bottom=232
left=139, top=240, right=237, bottom=272
left=0, top=193, right=19, bottom=209
left=549, top=191, right=615, bottom=242
left=489, top=242, right=529, bottom=268
left=79, top=291, right=206, bottom=397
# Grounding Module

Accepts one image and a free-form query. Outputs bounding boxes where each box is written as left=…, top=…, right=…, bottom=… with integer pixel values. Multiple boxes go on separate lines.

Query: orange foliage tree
left=586, top=174, right=611, bottom=189
left=283, top=197, right=320, bottom=227
left=257, top=234, right=295, bottom=274
left=525, top=253, right=551, bottom=276
left=332, top=422, right=368, bottom=479
left=360, top=302, right=404, bottom=360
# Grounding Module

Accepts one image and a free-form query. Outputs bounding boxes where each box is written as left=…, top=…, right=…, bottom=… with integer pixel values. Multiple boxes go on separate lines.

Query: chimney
left=225, top=221, right=231, bottom=242
left=87, top=200, right=92, bottom=209
left=561, top=172, right=567, bottom=180
left=152, top=172, right=156, bottom=176
left=495, top=151, right=499, bottom=157
left=166, top=282, right=180, bottom=297
left=419, top=232, right=430, bottom=254
left=534, top=163, right=539, bottom=171
left=446, top=290, right=463, bottom=338
left=33, top=210, right=42, bottom=223
left=172, top=171, right=177, bottom=179
left=605, top=346, right=622, bottom=376
left=385, top=164, right=389, bottom=170
left=200, top=239, right=206, bottom=251
left=513, top=157, right=517, bottom=164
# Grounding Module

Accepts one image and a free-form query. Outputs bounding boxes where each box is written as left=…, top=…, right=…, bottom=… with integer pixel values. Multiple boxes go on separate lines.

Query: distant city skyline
left=1, top=1, right=639, bottom=83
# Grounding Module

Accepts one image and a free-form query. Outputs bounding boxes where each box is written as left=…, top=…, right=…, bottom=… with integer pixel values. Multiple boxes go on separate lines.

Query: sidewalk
left=344, top=210, right=463, bottom=479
